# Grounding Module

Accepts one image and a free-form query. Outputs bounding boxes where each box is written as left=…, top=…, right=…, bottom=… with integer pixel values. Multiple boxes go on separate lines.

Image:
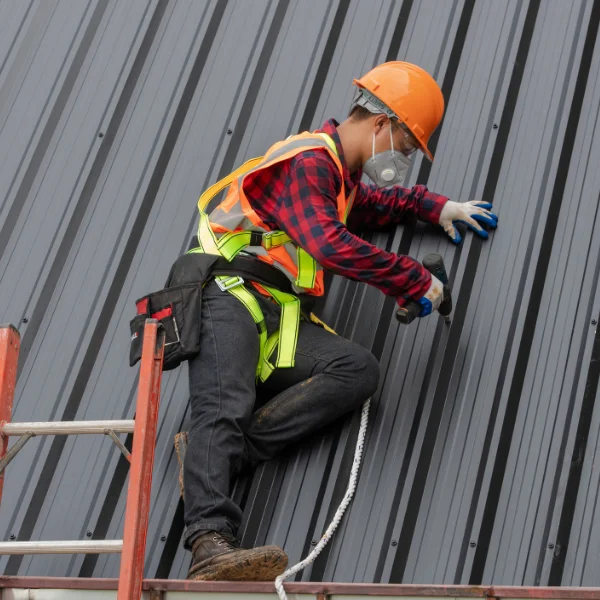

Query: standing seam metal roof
left=1, top=0, right=600, bottom=586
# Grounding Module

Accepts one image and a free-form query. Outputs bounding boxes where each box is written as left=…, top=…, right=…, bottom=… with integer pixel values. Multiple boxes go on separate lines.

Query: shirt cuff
left=419, top=191, right=449, bottom=225
left=395, top=268, right=432, bottom=308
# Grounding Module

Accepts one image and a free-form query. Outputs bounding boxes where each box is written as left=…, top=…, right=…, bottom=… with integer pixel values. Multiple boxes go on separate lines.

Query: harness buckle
left=216, top=276, right=245, bottom=292
left=262, top=232, right=277, bottom=250
left=249, top=231, right=263, bottom=247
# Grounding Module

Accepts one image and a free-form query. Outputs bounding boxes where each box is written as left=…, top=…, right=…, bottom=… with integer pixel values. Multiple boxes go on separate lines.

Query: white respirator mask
left=362, top=121, right=412, bottom=187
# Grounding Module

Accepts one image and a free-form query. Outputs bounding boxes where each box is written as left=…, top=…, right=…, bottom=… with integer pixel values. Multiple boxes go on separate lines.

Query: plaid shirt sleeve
left=346, top=181, right=448, bottom=232
left=270, top=150, right=432, bottom=305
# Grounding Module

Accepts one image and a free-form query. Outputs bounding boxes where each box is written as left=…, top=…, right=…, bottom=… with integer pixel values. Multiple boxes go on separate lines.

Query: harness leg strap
left=214, top=277, right=301, bottom=382
left=261, top=285, right=301, bottom=371
left=216, top=276, right=268, bottom=380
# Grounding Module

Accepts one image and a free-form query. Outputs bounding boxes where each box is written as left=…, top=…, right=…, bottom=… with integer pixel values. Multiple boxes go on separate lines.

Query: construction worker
left=179, top=61, right=498, bottom=581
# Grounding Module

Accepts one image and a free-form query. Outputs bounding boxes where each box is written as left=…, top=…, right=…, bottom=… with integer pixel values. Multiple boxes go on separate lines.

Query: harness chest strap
left=195, top=168, right=319, bottom=289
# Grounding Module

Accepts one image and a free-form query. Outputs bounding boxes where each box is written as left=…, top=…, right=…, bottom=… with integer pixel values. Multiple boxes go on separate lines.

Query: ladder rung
left=0, top=540, right=123, bottom=554
left=2, top=420, right=135, bottom=436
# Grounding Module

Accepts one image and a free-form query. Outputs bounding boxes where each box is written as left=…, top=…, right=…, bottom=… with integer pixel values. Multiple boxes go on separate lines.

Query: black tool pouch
left=129, top=283, right=203, bottom=371
left=129, top=252, right=220, bottom=371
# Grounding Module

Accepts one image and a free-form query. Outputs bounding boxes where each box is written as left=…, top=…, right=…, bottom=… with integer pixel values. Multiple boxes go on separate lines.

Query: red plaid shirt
left=243, top=120, right=448, bottom=305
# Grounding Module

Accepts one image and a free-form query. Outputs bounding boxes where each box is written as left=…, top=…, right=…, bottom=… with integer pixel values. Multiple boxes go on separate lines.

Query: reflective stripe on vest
left=190, top=132, right=355, bottom=381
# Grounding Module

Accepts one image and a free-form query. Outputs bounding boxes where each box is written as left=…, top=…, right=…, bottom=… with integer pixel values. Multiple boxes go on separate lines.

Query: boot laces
left=213, top=533, right=239, bottom=551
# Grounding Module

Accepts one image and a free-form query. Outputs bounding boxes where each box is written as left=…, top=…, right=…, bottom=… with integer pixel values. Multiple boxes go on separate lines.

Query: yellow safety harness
left=189, top=134, right=340, bottom=381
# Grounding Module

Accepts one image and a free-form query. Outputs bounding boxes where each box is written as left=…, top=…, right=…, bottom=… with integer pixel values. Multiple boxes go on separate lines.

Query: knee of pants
left=338, top=345, right=380, bottom=403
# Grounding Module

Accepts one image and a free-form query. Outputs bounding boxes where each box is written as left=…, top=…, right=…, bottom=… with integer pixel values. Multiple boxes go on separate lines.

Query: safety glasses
left=395, top=120, right=420, bottom=156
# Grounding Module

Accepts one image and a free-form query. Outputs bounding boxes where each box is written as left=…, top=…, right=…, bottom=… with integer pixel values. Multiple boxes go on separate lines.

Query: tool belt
left=129, top=251, right=300, bottom=372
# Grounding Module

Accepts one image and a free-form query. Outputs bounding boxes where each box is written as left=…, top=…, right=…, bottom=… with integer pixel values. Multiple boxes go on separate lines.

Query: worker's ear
left=372, top=114, right=390, bottom=135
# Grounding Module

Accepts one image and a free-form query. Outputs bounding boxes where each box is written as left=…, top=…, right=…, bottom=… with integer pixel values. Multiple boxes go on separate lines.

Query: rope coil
left=275, top=398, right=370, bottom=599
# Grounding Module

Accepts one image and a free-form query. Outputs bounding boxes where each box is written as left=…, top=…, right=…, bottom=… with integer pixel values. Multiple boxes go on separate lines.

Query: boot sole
left=187, top=546, right=288, bottom=581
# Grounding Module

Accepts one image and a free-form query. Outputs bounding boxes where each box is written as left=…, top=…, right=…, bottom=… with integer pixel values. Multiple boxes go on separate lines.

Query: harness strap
left=261, top=284, right=301, bottom=370
left=217, top=229, right=292, bottom=261
left=214, top=276, right=268, bottom=380
left=194, top=133, right=342, bottom=381
left=212, top=276, right=300, bottom=382
left=296, top=246, right=317, bottom=289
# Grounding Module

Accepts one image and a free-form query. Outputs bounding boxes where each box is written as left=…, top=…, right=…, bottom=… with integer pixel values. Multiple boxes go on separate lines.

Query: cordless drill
left=396, top=253, right=452, bottom=325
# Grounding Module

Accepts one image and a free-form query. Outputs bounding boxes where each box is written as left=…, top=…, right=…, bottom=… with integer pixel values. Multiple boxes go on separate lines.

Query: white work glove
left=439, top=200, right=498, bottom=244
left=417, top=273, right=444, bottom=317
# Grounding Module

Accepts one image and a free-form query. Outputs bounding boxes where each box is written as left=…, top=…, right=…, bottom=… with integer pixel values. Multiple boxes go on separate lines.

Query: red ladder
left=0, top=319, right=165, bottom=600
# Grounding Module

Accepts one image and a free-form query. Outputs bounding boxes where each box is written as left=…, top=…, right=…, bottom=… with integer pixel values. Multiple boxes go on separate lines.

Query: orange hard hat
left=353, top=61, right=444, bottom=160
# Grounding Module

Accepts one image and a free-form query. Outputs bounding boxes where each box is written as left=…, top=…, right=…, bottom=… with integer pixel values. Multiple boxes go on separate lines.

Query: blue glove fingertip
left=472, top=213, right=498, bottom=228
left=486, top=210, right=499, bottom=223
left=418, top=297, right=433, bottom=317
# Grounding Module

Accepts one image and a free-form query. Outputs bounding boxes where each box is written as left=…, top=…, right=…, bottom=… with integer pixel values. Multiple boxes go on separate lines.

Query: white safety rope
left=274, top=398, right=370, bottom=599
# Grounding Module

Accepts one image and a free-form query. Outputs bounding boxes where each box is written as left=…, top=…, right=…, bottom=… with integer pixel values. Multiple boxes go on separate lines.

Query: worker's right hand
left=417, top=273, right=444, bottom=317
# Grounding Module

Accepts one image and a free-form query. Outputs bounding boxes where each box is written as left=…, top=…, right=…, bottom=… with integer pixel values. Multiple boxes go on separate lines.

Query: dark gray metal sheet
left=1, top=0, right=600, bottom=587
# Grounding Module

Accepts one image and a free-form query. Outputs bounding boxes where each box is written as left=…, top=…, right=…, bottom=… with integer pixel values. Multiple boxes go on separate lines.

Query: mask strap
left=372, top=132, right=376, bottom=160
left=389, top=121, right=395, bottom=156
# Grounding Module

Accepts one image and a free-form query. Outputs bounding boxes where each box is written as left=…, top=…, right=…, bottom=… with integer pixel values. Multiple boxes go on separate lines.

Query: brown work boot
left=187, top=531, right=288, bottom=581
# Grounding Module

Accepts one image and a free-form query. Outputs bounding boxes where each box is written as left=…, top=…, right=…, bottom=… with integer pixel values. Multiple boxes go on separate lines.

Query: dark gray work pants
left=183, top=280, right=379, bottom=548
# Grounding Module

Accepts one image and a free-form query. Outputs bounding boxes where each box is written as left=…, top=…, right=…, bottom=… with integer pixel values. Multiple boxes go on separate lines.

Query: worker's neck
left=336, top=118, right=366, bottom=174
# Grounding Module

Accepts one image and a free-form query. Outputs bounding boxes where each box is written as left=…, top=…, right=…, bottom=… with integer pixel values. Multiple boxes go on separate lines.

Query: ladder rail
left=117, top=321, right=165, bottom=600
left=0, top=320, right=165, bottom=600
left=0, top=324, right=19, bottom=503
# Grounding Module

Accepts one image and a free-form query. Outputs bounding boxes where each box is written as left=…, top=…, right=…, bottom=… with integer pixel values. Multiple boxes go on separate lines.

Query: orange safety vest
left=194, top=132, right=356, bottom=296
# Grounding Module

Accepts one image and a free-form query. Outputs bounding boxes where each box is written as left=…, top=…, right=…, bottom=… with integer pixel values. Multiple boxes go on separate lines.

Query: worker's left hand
left=439, top=200, right=498, bottom=244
